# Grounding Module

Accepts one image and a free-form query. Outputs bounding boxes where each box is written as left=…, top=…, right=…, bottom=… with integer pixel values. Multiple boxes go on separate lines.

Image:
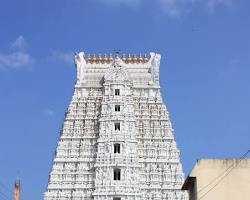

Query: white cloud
left=10, top=35, right=27, bottom=51
left=159, top=0, right=233, bottom=17
left=159, top=0, right=183, bottom=17
left=95, top=0, right=233, bottom=16
left=51, top=51, right=74, bottom=64
left=0, top=36, right=33, bottom=69
left=0, top=52, right=32, bottom=69
left=42, top=108, right=54, bottom=117
left=207, top=0, right=232, bottom=13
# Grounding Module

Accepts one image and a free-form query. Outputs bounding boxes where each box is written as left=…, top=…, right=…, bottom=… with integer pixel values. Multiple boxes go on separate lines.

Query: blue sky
left=0, top=0, right=250, bottom=199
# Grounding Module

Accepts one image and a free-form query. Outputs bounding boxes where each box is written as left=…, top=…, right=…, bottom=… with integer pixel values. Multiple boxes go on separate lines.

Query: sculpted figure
left=74, top=52, right=86, bottom=83
left=149, top=52, right=161, bottom=85
left=113, top=56, right=123, bottom=67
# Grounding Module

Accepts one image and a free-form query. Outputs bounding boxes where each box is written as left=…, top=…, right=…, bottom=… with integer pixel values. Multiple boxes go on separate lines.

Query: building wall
left=187, top=159, right=250, bottom=200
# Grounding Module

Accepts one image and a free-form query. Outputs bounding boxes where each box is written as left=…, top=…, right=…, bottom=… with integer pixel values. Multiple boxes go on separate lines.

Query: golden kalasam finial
left=138, top=53, right=143, bottom=63
left=108, top=54, right=113, bottom=63
left=97, top=54, right=102, bottom=63
left=86, top=54, right=91, bottom=63
left=92, top=54, right=97, bottom=63
left=127, top=54, right=132, bottom=63
left=87, top=53, right=147, bottom=64
left=143, top=54, right=148, bottom=63
left=103, top=54, right=108, bottom=63
left=122, top=54, right=126, bottom=62
left=132, top=54, right=138, bottom=63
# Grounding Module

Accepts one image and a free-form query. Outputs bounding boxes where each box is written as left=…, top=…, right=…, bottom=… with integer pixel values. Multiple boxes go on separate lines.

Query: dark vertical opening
left=114, top=169, right=121, bottom=180
left=115, top=89, right=120, bottom=96
left=114, top=143, right=120, bottom=153
left=115, top=122, right=120, bottom=131
left=115, top=105, right=120, bottom=112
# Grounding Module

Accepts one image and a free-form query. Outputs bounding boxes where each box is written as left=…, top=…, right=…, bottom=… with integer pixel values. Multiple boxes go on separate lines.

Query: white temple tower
left=44, top=52, right=188, bottom=200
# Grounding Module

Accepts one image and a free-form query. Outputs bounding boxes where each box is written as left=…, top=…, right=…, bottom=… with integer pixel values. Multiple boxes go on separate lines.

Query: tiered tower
left=44, top=52, right=188, bottom=200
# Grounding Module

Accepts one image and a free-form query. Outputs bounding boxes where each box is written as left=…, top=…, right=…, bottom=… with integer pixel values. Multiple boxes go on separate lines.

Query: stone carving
left=74, top=52, right=86, bottom=83
left=44, top=52, right=188, bottom=200
left=104, top=57, right=130, bottom=82
left=149, top=52, right=161, bottom=85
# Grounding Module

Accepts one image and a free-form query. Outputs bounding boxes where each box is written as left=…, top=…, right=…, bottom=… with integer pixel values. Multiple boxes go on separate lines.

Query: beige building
left=182, top=159, right=250, bottom=200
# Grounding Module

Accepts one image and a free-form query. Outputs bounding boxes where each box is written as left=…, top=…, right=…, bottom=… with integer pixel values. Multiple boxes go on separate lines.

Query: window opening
left=115, top=89, right=120, bottom=96
left=114, top=169, right=121, bottom=180
left=114, top=143, right=120, bottom=153
left=115, top=122, right=120, bottom=131
left=115, top=105, right=120, bottom=112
